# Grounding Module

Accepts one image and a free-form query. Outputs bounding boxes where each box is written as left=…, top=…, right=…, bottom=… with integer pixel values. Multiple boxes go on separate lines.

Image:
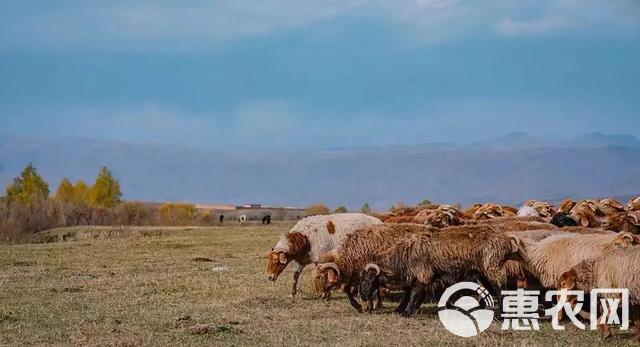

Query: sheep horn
left=365, top=263, right=381, bottom=275
left=317, top=262, right=340, bottom=276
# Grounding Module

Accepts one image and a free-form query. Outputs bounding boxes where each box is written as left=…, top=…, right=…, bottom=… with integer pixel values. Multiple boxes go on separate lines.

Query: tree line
left=1, top=164, right=213, bottom=242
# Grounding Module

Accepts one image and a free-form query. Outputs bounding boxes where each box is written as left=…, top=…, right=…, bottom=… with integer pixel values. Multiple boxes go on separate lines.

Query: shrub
left=305, top=203, right=330, bottom=216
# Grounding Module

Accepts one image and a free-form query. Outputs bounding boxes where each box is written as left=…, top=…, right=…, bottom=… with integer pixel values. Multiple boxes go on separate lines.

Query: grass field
left=0, top=223, right=636, bottom=346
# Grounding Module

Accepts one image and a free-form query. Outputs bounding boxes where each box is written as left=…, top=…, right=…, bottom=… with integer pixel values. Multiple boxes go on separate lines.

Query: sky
left=1, top=0, right=639, bottom=150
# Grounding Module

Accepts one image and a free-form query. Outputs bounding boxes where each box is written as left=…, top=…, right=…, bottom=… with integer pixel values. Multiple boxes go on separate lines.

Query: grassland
left=0, top=223, right=636, bottom=346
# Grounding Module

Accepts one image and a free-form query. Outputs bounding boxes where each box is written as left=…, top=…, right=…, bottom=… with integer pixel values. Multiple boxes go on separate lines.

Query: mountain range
left=1, top=132, right=638, bottom=209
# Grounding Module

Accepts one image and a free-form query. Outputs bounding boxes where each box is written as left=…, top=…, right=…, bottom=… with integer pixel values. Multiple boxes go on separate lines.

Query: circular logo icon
left=437, top=282, right=495, bottom=337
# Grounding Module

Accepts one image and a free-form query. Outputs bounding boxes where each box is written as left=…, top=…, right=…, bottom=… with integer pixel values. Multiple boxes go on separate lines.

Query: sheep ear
left=326, top=268, right=340, bottom=284
left=559, top=270, right=577, bottom=289
left=621, top=232, right=638, bottom=245
left=278, top=253, right=287, bottom=264
left=580, top=217, right=590, bottom=227
left=509, top=236, right=520, bottom=253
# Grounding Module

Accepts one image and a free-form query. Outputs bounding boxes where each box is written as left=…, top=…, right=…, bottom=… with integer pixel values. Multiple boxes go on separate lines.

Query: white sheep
left=266, top=213, right=381, bottom=297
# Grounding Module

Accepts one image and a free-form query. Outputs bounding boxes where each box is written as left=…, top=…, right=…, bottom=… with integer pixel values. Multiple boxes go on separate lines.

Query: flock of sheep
left=266, top=197, right=640, bottom=340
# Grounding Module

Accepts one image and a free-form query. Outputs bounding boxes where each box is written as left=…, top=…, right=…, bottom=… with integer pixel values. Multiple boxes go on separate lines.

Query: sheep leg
left=402, top=282, right=427, bottom=317
left=343, top=285, right=362, bottom=313
left=374, top=287, right=384, bottom=310
left=395, top=286, right=412, bottom=314
left=291, top=262, right=304, bottom=298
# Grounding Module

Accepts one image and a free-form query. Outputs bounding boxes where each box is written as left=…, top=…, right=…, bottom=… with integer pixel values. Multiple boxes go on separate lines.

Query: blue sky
left=1, top=0, right=639, bottom=150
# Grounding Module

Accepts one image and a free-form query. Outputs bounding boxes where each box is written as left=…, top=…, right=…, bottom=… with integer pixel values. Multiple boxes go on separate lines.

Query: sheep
left=557, top=247, right=640, bottom=339
left=473, top=203, right=504, bottom=220
left=412, top=205, right=464, bottom=227
left=507, top=232, right=639, bottom=289
left=467, top=216, right=556, bottom=232
left=602, top=212, right=640, bottom=234
left=550, top=212, right=578, bottom=228
left=501, top=205, right=519, bottom=217
left=266, top=213, right=381, bottom=297
left=262, top=215, right=271, bottom=225
left=359, top=226, right=517, bottom=316
left=315, top=223, right=434, bottom=311
left=571, top=200, right=605, bottom=227
left=383, top=215, right=416, bottom=224
left=628, top=196, right=640, bottom=211
left=517, top=206, right=540, bottom=218
left=559, top=198, right=577, bottom=213
left=598, top=198, right=626, bottom=215
left=239, top=214, right=247, bottom=223
left=524, top=200, right=555, bottom=218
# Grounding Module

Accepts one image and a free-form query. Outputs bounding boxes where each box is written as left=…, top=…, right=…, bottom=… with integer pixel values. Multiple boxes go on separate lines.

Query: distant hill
left=0, top=133, right=638, bottom=209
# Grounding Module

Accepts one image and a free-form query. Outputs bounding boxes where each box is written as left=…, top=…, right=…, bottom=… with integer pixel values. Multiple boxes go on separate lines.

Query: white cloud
left=1, top=1, right=638, bottom=50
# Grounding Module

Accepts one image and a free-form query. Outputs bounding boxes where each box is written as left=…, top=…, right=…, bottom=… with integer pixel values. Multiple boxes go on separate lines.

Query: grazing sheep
left=628, top=196, right=640, bottom=211
left=598, top=198, right=626, bottom=215
left=501, top=205, right=519, bottom=217
left=412, top=205, right=464, bottom=227
left=559, top=199, right=577, bottom=213
left=571, top=200, right=604, bottom=227
left=602, top=212, right=640, bottom=234
left=525, top=200, right=555, bottom=218
left=316, top=223, right=434, bottom=311
left=239, top=215, right=247, bottom=223
left=557, top=247, right=640, bottom=339
left=507, top=232, right=639, bottom=289
left=517, top=206, right=540, bottom=218
left=262, top=215, right=271, bottom=225
left=266, top=213, right=381, bottom=297
left=550, top=212, right=578, bottom=228
left=359, top=226, right=516, bottom=316
left=473, top=203, right=504, bottom=220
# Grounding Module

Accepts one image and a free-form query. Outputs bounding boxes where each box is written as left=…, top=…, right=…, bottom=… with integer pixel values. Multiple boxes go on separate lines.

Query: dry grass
left=0, top=223, right=636, bottom=346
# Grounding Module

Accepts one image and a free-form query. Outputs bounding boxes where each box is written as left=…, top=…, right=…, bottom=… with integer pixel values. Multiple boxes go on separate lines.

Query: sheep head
left=603, top=232, right=639, bottom=251
left=601, top=212, right=631, bottom=232
left=557, top=261, right=595, bottom=292
left=558, top=199, right=576, bottom=213
left=266, top=250, right=289, bottom=281
left=571, top=204, right=603, bottom=227
left=628, top=196, right=640, bottom=211
left=316, top=262, right=342, bottom=288
left=358, top=263, right=388, bottom=312
left=598, top=198, right=626, bottom=215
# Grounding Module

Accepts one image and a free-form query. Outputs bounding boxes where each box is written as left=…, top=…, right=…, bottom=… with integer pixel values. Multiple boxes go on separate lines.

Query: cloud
left=1, top=1, right=638, bottom=50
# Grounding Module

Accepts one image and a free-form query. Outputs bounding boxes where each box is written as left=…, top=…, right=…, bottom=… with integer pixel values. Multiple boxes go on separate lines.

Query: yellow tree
left=54, top=178, right=75, bottom=203
left=73, top=180, right=91, bottom=204
left=89, top=166, right=122, bottom=208
left=5, top=163, right=50, bottom=207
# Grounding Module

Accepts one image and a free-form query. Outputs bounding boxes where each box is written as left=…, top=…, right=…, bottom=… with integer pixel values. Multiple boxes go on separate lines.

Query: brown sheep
left=602, top=212, right=640, bottom=234
left=571, top=200, right=605, bottom=227
left=628, top=196, right=640, bottom=211
left=557, top=246, right=640, bottom=339
left=501, top=205, right=519, bottom=217
left=525, top=200, right=556, bottom=218
left=507, top=232, right=639, bottom=289
left=559, top=198, right=577, bottom=213
left=315, top=223, right=435, bottom=311
left=473, top=203, right=504, bottom=220
left=382, top=215, right=416, bottom=224
left=412, top=205, right=464, bottom=227
left=598, top=198, right=626, bottom=215
left=359, top=226, right=517, bottom=316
